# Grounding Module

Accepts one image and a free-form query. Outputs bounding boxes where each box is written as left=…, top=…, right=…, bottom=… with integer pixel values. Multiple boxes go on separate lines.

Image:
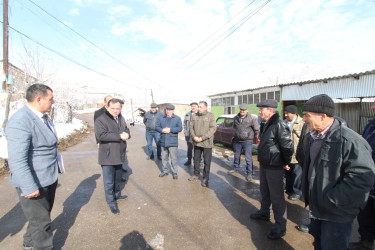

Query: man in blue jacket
left=156, top=104, right=182, bottom=179
left=6, top=84, right=58, bottom=250
left=143, top=103, right=162, bottom=160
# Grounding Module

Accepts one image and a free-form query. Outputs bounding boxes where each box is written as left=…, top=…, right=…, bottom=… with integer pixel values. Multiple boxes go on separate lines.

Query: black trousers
left=193, top=146, right=212, bottom=180
left=17, top=181, right=57, bottom=250
left=185, top=136, right=194, bottom=161
left=357, top=196, right=375, bottom=242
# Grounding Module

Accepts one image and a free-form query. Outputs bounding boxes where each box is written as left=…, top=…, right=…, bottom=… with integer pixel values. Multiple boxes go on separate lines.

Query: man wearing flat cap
left=301, top=94, right=375, bottom=250
left=156, top=104, right=182, bottom=179
left=228, top=104, right=259, bottom=181
left=183, top=102, right=199, bottom=166
left=250, top=99, right=294, bottom=240
left=143, top=103, right=162, bottom=160
left=283, top=105, right=304, bottom=201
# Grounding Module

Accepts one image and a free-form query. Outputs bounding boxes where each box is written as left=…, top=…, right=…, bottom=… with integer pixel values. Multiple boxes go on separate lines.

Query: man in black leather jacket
left=250, top=99, right=294, bottom=240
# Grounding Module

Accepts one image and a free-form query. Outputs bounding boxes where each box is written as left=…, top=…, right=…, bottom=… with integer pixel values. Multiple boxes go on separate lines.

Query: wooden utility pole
left=2, top=0, right=8, bottom=91
left=2, top=0, right=11, bottom=129
left=151, top=89, right=154, bottom=103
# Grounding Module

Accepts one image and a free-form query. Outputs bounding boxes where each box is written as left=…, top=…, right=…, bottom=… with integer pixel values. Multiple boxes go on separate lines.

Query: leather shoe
left=159, top=172, right=169, bottom=177
left=23, top=244, right=33, bottom=250
left=250, top=210, right=270, bottom=221
left=110, top=206, right=120, bottom=215
left=184, top=160, right=192, bottom=166
left=296, top=224, right=309, bottom=233
left=121, top=177, right=127, bottom=182
left=201, top=178, right=209, bottom=187
left=116, top=195, right=128, bottom=201
left=246, top=173, right=253, bottom=181
left=288, top=194, right=301, bottom=201
left=267, top=227, right=286, bottom=240
left=173, top=174, right=178, bottom=179
left=188, top=175, right=199, bottom=181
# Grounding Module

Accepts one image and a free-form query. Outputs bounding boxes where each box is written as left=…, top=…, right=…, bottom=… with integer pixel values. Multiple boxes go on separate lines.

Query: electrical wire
left=2, top=20, right=145, bottom=90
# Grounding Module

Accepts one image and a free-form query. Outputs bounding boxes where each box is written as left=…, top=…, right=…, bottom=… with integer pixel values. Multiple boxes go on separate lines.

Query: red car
left=214, top=114, right=260, bottom=148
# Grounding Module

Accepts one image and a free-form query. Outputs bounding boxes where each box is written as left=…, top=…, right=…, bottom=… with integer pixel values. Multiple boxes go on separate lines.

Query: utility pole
left=151, top=89, right=154, bottom=103
left=2, top=0, right=8, bottom=91
left=2, top=0, right=11, bottom=129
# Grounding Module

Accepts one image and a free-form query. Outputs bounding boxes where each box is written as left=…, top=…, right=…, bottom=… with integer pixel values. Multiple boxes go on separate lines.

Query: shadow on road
left=52, top=174, right=100, bottom=249
left=119, top=230, right=151, bottom=250
left=211, top=157, right=295, bottom=249
left=0, top=202, right=26, bottom=242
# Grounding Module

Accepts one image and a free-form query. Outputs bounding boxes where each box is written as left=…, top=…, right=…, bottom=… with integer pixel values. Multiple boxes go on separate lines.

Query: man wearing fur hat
left=301, top=94, right=375, bottom=250
left=250, top=99, right=294, bottom=240
left=283, top=105, right=304, bottom=201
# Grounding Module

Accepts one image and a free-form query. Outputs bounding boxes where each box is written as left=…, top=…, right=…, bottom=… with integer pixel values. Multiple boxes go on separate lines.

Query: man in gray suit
left=6, top=84, right=58, bottom=250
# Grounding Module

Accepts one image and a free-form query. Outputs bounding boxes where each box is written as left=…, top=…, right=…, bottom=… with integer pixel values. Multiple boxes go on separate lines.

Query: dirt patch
left=57, top=122, right=92, bottom=152
left=0, top=122, right=92, bottom=176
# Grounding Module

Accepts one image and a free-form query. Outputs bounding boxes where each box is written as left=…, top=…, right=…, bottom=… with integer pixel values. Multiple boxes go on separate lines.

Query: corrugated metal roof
left=208, top=69, right=375, bottom=99
left=282, top=70, right=375, bottom=100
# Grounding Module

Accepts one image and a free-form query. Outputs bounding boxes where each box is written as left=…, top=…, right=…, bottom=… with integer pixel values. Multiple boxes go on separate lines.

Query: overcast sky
left=3, top=0, right=375, bottom=105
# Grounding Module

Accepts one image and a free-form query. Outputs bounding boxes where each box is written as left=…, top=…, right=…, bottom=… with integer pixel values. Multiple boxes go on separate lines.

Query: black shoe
left=157, top=156, right=162, bottom=161
left=288, top=194, right=301, bottom=201
left=122, top=169, right=128, bottom=172
left=116, top=195, right=128, bottom=201
left=348, top=239, right=374, bottom=250
left=228, top=169, right=240, bottom=174
left=159, top=172, right=169, bottom=177
left=184, top=160, right=192, bottom=166
left=250, top=210, right=270, bottom=221
left=23, top=244, right=33, bottom=250
left=246, top=173, right=253, bottom=181
left=188, top=175, right=199, bottom=181
left=173, top=174, right=178, bottom=179
left=296, top=224, right=309, bottom=233
left=201, top=178, right=209, bottom=187
left=110, top=206, right=120, bottom=215
left=267, top=227, right=286, bottom=240
left=121, top=177, right=127, bottom=182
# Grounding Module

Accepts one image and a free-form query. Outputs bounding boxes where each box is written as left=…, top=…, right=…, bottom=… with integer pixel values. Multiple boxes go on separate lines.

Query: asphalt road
left=0, top=112, right=317, bottom=249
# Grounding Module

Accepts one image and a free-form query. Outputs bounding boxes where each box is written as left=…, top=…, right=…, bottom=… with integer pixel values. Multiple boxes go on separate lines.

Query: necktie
left=42, top=114, right=53, bottom=132
left=115, top=117, right=118, bottom=123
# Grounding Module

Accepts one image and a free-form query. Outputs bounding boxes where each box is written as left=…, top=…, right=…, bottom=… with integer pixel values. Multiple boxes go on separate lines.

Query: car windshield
left=216, top=118, right=225, bottom=127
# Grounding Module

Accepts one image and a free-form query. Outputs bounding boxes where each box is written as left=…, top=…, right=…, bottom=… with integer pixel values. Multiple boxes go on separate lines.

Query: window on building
left=231, top=97, right=235, bottom=105
left=242, top=95, right=248, bottom=104
left=223, top=106, right=235, bottom=115
left=238, top=95, right=242, bottom=105
left=267, top=91, right=274, bottom=100
left=275, top=91, right=281, bottom=101
left=254, top=93, right=260, bottom=104
left=261, top=92, right=267, bottom=101
left=248, top=94, right=253, bottom=104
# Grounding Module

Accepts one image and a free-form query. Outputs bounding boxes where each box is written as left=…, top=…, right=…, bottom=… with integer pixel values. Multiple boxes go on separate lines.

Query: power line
left=25, top=0, right=159, bottom=86
left=2, top=20, right=144, bottom=90
left=172, top=0, right=271, bottom=78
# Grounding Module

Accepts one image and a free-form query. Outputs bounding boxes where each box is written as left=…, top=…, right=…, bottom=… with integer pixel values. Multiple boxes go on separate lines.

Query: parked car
left=213, top=114, right=260, bottom=148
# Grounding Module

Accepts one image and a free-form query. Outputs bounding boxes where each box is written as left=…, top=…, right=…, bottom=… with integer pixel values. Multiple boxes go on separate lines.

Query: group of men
left=4, top=82, right=375, bottom=250
left=143, top=101, right=216, bottom=187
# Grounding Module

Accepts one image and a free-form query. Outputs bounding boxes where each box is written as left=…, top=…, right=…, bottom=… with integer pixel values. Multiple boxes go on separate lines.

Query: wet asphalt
left=0, top=112, right=330, bottom=249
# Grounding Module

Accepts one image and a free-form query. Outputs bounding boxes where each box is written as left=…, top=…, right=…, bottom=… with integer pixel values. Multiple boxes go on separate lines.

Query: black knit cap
left=284, top=105, right=297, bottom=114
left=302, top=94, right=335, bottom=117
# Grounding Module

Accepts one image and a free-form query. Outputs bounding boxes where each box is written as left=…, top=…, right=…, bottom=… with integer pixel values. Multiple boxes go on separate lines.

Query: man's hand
left=25, top=189, right=40, bottom=198
left=120, top=132, right=129, bottom=141
left=194, top=137, right=203, bottom=142
left=162, top=128, right=171, bottom=134
left=283, top=165, right=290, bottom=171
